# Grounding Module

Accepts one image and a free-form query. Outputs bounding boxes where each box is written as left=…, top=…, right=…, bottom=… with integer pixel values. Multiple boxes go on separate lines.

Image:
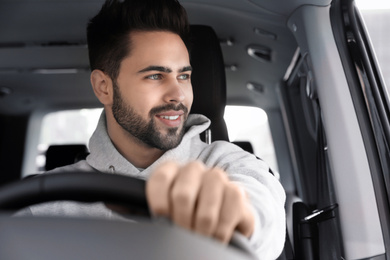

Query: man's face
left=111, top=31, right=193, bottom=150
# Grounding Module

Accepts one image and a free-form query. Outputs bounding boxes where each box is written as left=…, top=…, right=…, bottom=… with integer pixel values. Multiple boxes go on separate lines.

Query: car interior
left=1, top=0, right=390, bottom=259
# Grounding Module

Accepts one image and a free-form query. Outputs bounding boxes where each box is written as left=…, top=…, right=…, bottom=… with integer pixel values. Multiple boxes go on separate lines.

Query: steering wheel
left=0, top=171, right=259, bottom=260
left=0, top=171, right=149, bottom=215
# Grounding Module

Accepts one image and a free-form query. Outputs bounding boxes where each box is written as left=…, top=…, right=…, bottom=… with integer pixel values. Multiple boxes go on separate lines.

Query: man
left=19, top=0, right=286, bottom=258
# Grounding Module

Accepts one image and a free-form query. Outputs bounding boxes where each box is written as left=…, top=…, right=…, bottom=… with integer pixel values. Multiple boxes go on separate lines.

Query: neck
left=105, top=111, right=164, bottom=169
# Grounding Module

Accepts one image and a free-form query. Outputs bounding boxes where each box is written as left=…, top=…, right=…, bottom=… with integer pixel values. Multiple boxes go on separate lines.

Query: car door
left=281, top=0, right=390, bottom=259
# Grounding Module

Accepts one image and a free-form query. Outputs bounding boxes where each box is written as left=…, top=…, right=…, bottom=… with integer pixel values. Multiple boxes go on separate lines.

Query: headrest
left=189, top=25, right=229, bottom=142
left=45, top=144, right=89, bottom=171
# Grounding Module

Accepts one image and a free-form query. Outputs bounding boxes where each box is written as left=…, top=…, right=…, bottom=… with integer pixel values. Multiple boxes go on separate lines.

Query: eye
left=178, top=74, right=190, bottom=80
left=146, top=74, right=163, bottom=80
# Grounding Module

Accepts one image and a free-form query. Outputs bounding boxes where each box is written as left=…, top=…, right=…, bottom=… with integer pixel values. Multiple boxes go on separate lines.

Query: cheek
left=185, top=85, right=194, bottom=109
left=120, top=88, right=156, bottom=117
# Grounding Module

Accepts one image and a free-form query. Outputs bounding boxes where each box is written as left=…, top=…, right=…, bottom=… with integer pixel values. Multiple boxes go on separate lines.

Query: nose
left=163, top=80, right=185, bottom=103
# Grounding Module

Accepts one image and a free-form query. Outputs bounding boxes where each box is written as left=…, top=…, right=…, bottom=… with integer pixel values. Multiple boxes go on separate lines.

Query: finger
left=146, top=161, right=179, bottom=217
left=170, top=161, right=206, bottom=229
left=194, top=168, right=227, bottom=236
left=236, top=192, right=255, bottom=238
left=213, top=183, right=244, bottom=243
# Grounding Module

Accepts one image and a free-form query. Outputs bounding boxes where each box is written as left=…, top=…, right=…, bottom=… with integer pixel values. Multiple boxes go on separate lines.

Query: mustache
left=149, top=103, right=189, bottom=116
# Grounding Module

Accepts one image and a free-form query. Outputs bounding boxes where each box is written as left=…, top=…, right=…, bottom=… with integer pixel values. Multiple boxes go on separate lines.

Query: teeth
left=160, top=115, right=179, bottom=120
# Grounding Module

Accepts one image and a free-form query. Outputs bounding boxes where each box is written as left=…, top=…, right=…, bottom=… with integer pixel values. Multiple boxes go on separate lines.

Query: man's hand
left=146, top=161, right=255, bottom=243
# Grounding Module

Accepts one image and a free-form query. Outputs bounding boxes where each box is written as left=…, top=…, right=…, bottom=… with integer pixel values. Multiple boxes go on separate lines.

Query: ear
left=90, top=69, right=113, bottom=105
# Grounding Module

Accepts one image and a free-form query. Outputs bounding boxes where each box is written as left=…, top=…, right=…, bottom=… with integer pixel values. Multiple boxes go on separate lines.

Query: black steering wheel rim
left=0, top=171, right=149, bottom=215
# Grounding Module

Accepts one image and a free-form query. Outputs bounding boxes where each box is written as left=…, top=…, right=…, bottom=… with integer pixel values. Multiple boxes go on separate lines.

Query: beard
left=111, top=83, right=188, bottom=151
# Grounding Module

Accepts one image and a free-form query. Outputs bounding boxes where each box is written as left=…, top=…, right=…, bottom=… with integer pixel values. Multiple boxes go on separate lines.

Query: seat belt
left=310, top=103, right=343, bottom=259
left=294, top=101, right=343, bottom=259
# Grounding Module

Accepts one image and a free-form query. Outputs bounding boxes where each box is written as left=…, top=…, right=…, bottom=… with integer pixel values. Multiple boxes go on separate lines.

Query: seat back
left=45, top=144, right=89, bottom=171
left=189, top=25, right=229, bottom=142
left=232, top=141, right=254, bottom=154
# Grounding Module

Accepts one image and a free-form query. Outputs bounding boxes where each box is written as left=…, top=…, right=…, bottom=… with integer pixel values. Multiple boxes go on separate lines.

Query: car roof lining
left=0, top=0, right=301, bottom=115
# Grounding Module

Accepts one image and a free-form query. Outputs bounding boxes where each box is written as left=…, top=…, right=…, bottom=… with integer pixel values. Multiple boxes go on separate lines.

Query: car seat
left=189, top=25, right=229, bottom=142
left=232, top=141, right=254, bottom=153
left=45, top=144, right=89, bottom=171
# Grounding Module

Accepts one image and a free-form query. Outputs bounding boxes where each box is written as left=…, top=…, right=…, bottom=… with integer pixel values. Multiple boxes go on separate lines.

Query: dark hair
left=87, top=0, right=190, bottom=80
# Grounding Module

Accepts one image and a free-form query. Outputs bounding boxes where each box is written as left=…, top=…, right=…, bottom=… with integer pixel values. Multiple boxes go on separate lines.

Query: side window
left=224, top=105, right=278, bottom=172
left=356, top=0, right=390, bottom=89
left=36, top=108, right=103, bottom=171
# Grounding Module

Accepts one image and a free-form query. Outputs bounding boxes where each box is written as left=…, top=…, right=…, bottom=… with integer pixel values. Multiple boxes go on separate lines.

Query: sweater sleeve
left=199, top=141, right=286, bottom=260
left=234, top=176, right=286, bottom=260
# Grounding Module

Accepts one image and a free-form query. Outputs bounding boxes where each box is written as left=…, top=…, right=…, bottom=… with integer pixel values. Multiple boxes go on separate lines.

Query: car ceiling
left=0, top=0, right=331, bottom=115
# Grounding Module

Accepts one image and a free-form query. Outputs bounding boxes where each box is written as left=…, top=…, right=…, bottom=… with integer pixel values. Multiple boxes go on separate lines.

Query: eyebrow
left=179, top=66, right=193, bottom=73
left=138, top=65, right=192, bottom=74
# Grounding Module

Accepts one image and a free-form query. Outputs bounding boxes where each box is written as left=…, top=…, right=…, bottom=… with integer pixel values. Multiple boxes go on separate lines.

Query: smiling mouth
left=155, top=112, right=184, bottom=128
left=151, top=103, right=188, bottom=127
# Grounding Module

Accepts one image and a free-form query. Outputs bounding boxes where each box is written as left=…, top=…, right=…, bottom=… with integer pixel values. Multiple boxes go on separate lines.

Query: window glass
left=39, top=108, right=103, bottom=147
left=356, top=0, right=390, bottom=90
left=38, top=106, right=278, bottom=172
left=224, top=105, right=278, bottom=172
left=37, top=108, right=103, bottom=170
